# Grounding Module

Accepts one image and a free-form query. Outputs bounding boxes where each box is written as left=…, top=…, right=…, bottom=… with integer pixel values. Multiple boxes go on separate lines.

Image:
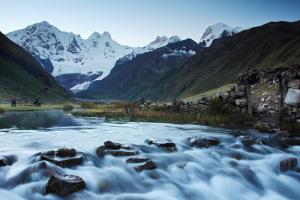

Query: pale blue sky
left=1, top=0, right=300, bottom=46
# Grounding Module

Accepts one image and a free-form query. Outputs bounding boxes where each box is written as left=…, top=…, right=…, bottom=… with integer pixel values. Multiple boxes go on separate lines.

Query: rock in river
left=0, top=155, right=17, bottom=167
left=279, top=157, right=298, bottom=172
left=126, top=157, right=150, bottom=163
left=135, top=160, right=156, bottom=172
left=187, top=136, right=220, bottom=148
left=40, top=148, right=84, bottom=168
left=145, top=139, right=177, bottom=152
left=97, top=141, right=138, bottom=157
left=46, top=174, right=86, bottom=196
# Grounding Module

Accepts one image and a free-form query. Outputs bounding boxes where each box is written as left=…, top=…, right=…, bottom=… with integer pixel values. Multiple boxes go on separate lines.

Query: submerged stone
left=135, top=160, right=156, bottom=172
left=238, top=135, right=257, bottom=147
left=279, top=157, right=298, bottom=172
left=105, top=150, right=138, bottom=157
left=126, top=157, right=150, bottom=163
left=0, top=155, right=17, bottom=167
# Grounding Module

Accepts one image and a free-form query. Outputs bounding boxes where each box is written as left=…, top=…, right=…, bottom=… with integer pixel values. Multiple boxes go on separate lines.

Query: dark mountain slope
left=79, top=39, right=201, bottom=100
left=150, top=21, right=300, bottom=101
left=0, top=32, right=70, bottom=102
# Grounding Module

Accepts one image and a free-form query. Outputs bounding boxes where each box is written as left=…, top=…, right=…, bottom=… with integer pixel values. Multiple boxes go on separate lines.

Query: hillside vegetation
left=0, top=32, right=70, bottom=103
left=151, top=21, right=300, bottom=101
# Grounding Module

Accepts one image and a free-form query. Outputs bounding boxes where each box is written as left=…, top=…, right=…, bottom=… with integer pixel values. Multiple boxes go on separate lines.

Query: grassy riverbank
left=70, top=102, right=252, bottom=128
left=0, top=103, right=68, bottom=112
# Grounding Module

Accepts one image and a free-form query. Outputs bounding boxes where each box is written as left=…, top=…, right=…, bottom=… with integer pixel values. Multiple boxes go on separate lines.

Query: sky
left=1, top=0, right=300, bottom=47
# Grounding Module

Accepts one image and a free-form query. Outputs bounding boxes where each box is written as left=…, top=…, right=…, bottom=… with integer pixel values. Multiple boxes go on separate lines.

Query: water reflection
left=0, top=110, right=79, bottom=129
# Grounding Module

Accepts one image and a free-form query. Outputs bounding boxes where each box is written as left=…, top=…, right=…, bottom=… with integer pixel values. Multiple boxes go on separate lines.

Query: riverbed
left=0, top=111, right=299, bottom=200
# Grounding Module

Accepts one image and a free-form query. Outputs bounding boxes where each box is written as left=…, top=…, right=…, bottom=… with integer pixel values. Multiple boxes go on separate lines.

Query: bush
left=63, top=104, right=74, bottom=111
left=0, top=107, right=5, bottom=114
left=80, top=102, right=98, bottom=109
left=208, top=97, right=228, bottom=114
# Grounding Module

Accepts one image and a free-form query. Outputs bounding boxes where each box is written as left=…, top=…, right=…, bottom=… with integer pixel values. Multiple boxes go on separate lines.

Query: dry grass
left=72, top=102, right=126, bottom=117
left=0, top=104, right=64, bottom=112
left=183, top=84, right=234, bottom=103
left=121, top=110, right=251, bottom=127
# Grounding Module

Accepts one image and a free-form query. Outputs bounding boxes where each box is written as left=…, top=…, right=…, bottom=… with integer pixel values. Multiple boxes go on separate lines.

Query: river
left=0, top=110, right=299, bottom=200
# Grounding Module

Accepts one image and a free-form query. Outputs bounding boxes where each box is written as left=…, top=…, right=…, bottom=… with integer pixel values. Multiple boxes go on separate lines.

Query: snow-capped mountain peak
left=7, top=22, right=135, bottom=78
left=6, top=22, right=182, bottom=92
left=88, top=32, right=102, bottom=40
left=117, top=35, right=182, bottom=64
left=200, top=22, right=243, bottom=47
left=102, top=31, right=111, bottom=39
left=145, top=35, right=181, bottom=51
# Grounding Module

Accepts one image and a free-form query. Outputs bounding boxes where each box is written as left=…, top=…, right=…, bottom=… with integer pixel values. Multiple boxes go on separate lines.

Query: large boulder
left=284, top=89, right=300, bottom=106
left=40, top=148, right=84, bottom=168
left=46, top=174, right=85, bottom=196
left=187, top=136, right=220, bottom=148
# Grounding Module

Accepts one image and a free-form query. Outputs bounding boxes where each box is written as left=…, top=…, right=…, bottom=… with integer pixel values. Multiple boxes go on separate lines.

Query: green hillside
left=151, top=21, right=300, bottom=101
left=0, top=32, right=70, bottom=103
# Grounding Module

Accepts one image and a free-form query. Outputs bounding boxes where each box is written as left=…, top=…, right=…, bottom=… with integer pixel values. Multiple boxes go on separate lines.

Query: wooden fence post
left=244, top=79, right=252, bottom=117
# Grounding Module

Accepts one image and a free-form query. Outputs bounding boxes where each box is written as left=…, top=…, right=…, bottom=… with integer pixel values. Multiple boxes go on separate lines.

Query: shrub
left=208, top=97, right=228, bottom=114
left=81, top=102, right=98, bottom=109
left=63, top=104, right=74, bottom=111
left=0, top=107, right=5, bottom=114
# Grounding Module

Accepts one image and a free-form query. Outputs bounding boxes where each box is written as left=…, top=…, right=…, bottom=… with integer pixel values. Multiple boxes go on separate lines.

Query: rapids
left=0, top=110, right=299, bottom=200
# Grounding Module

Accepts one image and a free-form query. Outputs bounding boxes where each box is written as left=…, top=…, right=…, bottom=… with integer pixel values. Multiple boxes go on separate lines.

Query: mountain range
left=150, top=20, right=300, bottom=101
left=2, top=20, right=299, bottom=102
left=6, top=22, right=182, bottom=91
left=77, top=20, right=300, bottom=101
left=78, top=39, right=202, bottom=100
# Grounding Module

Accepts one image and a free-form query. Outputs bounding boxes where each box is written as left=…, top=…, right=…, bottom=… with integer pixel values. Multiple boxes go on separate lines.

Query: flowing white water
left=0, top=111, right=299, bottom=200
